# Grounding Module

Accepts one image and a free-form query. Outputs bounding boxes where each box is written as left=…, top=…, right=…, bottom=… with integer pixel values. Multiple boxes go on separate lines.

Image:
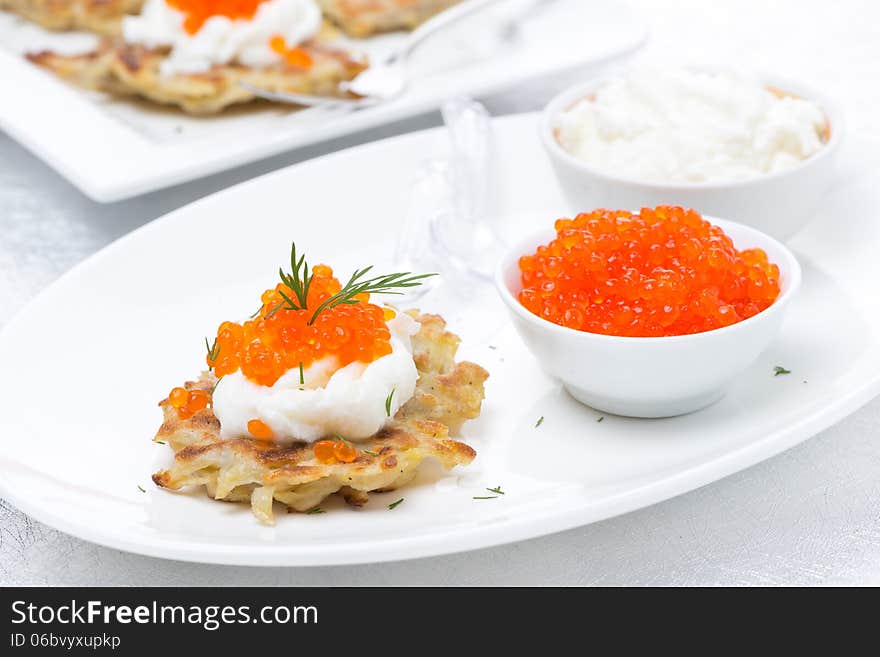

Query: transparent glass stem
left=392, top=97, right=509, bottom=342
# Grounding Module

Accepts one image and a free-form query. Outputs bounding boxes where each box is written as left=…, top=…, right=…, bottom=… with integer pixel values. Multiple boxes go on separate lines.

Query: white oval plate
left=1, top=114, right=878, bottom=566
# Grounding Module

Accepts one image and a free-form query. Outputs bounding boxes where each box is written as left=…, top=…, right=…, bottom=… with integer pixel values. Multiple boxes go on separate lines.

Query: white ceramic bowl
left=540, top=74, right=843, bottom=241
left=495, top=217, right=802, bottom=418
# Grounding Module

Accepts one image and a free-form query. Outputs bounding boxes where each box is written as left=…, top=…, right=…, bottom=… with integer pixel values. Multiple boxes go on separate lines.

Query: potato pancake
left=0, top=0, right=143, bottom=34
left=152, top=313, right=488, bottom=524
left=316, top=0, right=462, bottom=37
left=27, top=39, right=367, bottom=114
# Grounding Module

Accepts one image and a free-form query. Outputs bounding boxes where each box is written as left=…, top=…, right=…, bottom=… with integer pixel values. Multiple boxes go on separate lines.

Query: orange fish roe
left=313, top=439, right=337, bottom=464
left=168, top=386, right=190, bottom=409
left=207, top=265, right=392, bottom=387
left=168, top=387, right=212, bottom=419
left=518, top=207, right=781, bottom=337
left=165, top=0, right=315, bottom=68
left=312, top=438, right=359, bottom=463
left=247, top=418, right=274, bottom=440
left=269, top=35, right=314, bottom=69
left=167, top=0, right=270, bottom=34
left=332, top=439, right=358, bottom=463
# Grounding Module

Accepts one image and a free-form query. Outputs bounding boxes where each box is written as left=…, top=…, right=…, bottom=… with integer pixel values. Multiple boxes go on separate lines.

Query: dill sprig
left=205, top=336, right=220, bottom=362
left=307, top=507, right=325, bottom=514
left=278, top=242, right=312, bottom=311
left=274, top=242, right=435, bottom=325
left=264, top=303, right=284, bottom=319
left=388, top=498, right=404, bottom=510
left=774, top=366, right=791, bottom=376
left=385, top=388, right=395, bottom=417
left=308, top=268, right=435, bottom=324
left=486, top=486, right=504, bottom=495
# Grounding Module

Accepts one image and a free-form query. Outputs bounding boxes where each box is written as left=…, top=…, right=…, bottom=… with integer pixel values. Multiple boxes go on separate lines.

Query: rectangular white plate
left=0, top=0, right=645, bottom=201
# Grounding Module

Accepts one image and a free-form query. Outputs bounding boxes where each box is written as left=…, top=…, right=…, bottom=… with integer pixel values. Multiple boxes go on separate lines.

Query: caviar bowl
left=539, top=72, right=843, bottom=241
left=495, top=216, right=802, bottom=418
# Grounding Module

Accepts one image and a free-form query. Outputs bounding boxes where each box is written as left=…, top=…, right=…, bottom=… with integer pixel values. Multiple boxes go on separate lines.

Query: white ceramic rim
left=495, top=216, right=802, bottom=344
left=539, top=69, right=845, bottom=191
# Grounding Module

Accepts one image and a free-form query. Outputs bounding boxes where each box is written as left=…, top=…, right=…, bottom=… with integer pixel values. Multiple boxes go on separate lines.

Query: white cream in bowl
left=555, top=69, right=829, bottom=184
left=540, top=69, right=843, bottom=241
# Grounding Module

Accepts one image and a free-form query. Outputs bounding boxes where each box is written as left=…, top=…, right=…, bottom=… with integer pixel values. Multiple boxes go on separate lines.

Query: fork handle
left=394, top=0, right=513, bottom=61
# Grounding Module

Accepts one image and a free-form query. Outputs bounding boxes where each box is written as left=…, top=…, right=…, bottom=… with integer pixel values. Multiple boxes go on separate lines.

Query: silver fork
left=241, top=0, right=517, bottom=109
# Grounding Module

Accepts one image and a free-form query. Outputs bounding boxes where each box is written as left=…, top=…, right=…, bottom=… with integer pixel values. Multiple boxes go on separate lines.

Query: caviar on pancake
left=517, top=206, right=782, bottom=337
left=167, top=386, right=210, bottom=419
left=167, top=0, right=271, bottom=33
left=208, top=263, right=395, bottom=387
left=165, top=244, right=433, bottom=459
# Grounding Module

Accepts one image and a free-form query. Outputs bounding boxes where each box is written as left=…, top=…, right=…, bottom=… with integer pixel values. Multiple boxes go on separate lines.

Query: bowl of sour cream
left=540, top=68, right=843, bottom=240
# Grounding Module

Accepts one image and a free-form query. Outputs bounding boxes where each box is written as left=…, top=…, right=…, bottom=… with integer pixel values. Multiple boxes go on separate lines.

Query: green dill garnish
left=205, top=336, right=220, bottom=363
left=385, top=388, right=395, bottom=417
left=137, top=485, right=146, bottom=493
left=278, top=242, right=313, bottom=311
left=211, top=378, right=222, bottom=394
left=307, top=507, right=325, bottom=514
left=473, top=495, right=497, bottom=500
left=334, top=433, right=351, bottom=445
left=274, top=242, right=434, bottom=324
left=388, top=498, right=404, bottom=510
left=249, top=307, right=262, bottom=319
left=299, top=362, right=305, bottom=385
left=264, top=302, right=284, bottom=319
left=535, top=416, right=544, bottom=428
left=155, top=441, right=166, bottom=446
left=306, top=269, right=435, bottom=324
left=486, top=486, right=504, bottom=495
left=774, top=366, right=791, bottom=376
left=596, top=416, right=604, bottom=423
left=363, top=449, right=378, bottom=457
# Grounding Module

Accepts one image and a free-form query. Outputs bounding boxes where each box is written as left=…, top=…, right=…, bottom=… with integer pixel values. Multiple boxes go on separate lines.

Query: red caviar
left=168, top=386, right=190, bottom=409
left=247, top=418, right=274, bottom=440
left=165, top=1, right=315, bottom=68
left=312, top=438, right=359, bottom=463
left=313, top=439, right=337, bottom=464
left=207, top=265, right=392, bottom=387
left=169, top=387, right=212, bottom=419
left=518, top=207, right=781, bottom=337
left=167, top=0, right=271, bottom=34
left=269, top=35, right=314, bottom=69
left=332, top=440, right=358, bottom=463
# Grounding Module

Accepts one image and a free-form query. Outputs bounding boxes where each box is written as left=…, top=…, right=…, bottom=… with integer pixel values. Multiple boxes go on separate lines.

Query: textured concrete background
left=2, top=0, right=879, bottom=585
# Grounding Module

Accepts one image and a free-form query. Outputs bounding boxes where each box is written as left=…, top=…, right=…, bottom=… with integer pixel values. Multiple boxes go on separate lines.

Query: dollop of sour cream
left=555, top=69, right=829, bottom=183
left=123, top=0, right=322, bottom=76
left=212, top=312, right=420, bottom=444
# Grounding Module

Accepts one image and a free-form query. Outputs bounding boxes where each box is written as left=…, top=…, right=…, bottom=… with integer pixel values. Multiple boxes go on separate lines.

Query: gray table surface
left=2, top=0, right=879, bottom=585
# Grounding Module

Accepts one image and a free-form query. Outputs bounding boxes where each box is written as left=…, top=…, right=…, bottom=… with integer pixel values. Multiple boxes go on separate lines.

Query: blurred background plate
left=0, top=0, right=646, bottom=201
